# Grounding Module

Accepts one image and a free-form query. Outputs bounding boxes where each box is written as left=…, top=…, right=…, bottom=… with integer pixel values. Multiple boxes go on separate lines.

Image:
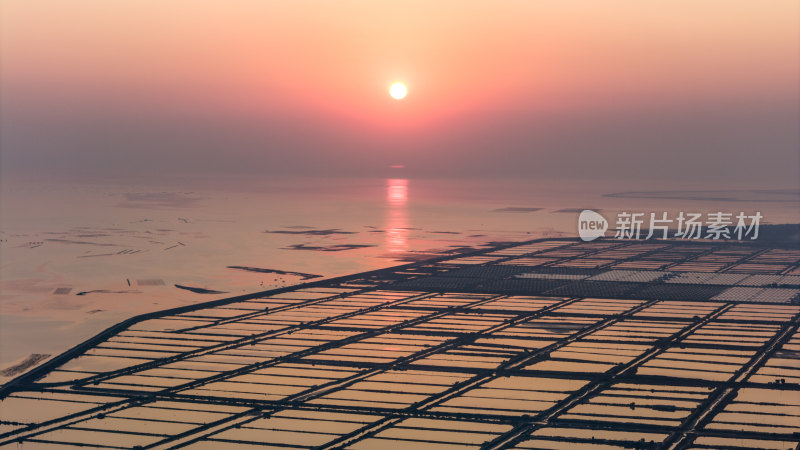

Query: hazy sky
left=1, top=1, right=798, bottom=184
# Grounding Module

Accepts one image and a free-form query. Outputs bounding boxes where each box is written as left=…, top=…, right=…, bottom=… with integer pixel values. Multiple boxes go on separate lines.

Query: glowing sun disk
left=389, top=82, right=407, bottom=100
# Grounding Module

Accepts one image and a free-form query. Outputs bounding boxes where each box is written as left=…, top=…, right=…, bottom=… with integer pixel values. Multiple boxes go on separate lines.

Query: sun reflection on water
left=386, top=179, right=408, bottom=253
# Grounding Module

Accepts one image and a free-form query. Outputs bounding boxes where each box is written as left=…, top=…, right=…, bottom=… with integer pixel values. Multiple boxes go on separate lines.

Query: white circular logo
left=578, top=210, right=608, bottom=241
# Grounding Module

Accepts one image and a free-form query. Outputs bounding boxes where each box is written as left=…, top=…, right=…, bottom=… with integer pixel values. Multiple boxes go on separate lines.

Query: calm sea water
left=1, top=175, right=797, bottom=378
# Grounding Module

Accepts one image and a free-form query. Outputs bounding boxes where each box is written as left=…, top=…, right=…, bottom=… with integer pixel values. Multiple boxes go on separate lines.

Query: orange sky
left=1, top=1, right=798, bottom=181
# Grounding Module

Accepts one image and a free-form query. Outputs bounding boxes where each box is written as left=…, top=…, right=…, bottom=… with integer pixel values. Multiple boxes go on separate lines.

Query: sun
left=389, top=82, right=407, bottom=100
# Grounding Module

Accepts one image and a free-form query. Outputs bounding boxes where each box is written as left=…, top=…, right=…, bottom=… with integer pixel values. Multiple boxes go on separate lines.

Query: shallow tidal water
left=1, top=175, right=797, bottom=380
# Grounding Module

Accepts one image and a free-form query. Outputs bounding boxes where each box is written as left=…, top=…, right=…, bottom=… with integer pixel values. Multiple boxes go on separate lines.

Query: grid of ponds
left=1, top=238, right=799, bottom=449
